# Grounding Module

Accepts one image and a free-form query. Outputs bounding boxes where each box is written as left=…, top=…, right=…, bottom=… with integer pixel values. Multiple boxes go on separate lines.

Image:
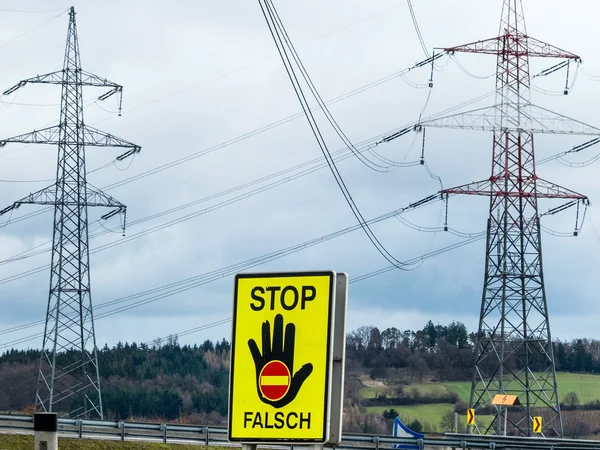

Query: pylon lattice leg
left=421, top=0, right=591, bottom=436
left=468, top=0, right=563, bottom=437
left=34, top=7, right=103, bottom=419
left=0, top=6, right=141, bottom=419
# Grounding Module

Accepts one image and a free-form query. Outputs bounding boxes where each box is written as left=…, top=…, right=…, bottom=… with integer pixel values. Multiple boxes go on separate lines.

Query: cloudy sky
left=0, top=0, right=599, bottom=352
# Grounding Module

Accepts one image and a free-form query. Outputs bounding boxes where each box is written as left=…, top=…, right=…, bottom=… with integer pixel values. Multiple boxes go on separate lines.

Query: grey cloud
left=0, top=0, right=599, bottom=351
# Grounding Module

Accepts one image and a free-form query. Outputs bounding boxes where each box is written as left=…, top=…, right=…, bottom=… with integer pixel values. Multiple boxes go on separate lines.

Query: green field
left=554, top=372, right=600, bottom=403
left=359, top=382, right=460, bottom=401
left=359, top=372, right=600, bottom=430
left=361, top=372, right=600, bottom=404
left=359, top=386, right=389, bottom=398
left=0, top=434, right=226, bottom=450
left=364, top=403, right=494, bottom=432
left=441, top=381, right=471, bottom=402
left=365, top=403, right=452, bottom=426
left=440, top=373, right=600, bottom=404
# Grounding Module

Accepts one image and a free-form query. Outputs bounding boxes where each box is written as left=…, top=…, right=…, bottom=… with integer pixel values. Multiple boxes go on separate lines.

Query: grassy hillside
left=554, top=372, right=600, bottom=403
left=359, top=372, right=600, bottom=430
left=361, top=372, right=600, bottom=404
left=365, top=403, right=453, bottom=429
left=0, top=434, right=226, bottom=450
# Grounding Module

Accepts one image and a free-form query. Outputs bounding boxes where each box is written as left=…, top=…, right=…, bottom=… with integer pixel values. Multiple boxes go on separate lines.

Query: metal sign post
left=491, top=394, right=521, bottom=436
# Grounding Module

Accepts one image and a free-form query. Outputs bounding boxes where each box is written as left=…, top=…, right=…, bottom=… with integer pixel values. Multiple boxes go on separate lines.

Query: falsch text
left=244, top=411, right=311, bottom=429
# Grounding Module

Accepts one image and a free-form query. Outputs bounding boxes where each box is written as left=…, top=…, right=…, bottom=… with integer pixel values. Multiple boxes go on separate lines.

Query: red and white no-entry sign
left=259, top=360, right=291, bottom=401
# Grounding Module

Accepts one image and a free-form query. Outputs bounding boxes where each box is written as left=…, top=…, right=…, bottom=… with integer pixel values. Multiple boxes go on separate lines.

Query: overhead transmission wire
left=588, top=214, right=600, bottom=244
left=0, top=86, right=509, bottom=271
left=265, top=15, right=417, bottom=174
left=0, top=85, right=591, bottom=270
left=530, top=62, right=580, bottom=96
left=0, top=3, right=405, bottom=114
left=1, top=16, right=594, bottom=274
left=446, top=52, right=583, bottom=98
left=86, top=1, right=410, bottom=128
left=0, top=127, right=588, bottom=338
left=0, top=131, right=411, bottom=269
left=0, top=2, right=404, bottom=112
left=0, top=8, right=68, bottom=51
left=0, top=7, right=67, bottom=13
left=0, top=7, right=593, bottom=345
left=0, top=55, right=592, bottom=272
left=0, top=119, right=581, bottom=282
left=102, top=194, right=577, bottom=326
left=450, top=55, right=495, bottom=80
left=556, top=152, right=600, bottom=168
left=406, top=0, right=428, bottom=58
left=258, top=3, right=415, bottom=174
left=0, top=204, right=486, bottom=349
left=538, top=199, right=589, bottom=237
left=0, top=193, right=454, bottom=337
left=0, top=2, right=447, bottom=265
left=580, top=65, right=600, bottom=81
left=537, top=137, right=600, bottom=168
left=0, top=51, right=449, bottom=225
left=258, top=0, right=438, bottom=271
left=146, top=319, right=234, bottom=347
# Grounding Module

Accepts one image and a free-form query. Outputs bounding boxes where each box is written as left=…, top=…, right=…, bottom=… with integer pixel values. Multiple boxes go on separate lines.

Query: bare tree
left=563, top=392, right=580, bottom=409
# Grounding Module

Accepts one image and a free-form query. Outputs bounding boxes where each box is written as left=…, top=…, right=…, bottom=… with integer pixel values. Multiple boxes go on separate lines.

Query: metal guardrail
left=1, top=414, right=600, bottom=450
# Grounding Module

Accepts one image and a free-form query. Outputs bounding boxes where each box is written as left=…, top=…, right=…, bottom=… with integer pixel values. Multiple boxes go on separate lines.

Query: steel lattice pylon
left=416, top=0, right=599, bottom=437
left=0, top=7, right=141, bottom=419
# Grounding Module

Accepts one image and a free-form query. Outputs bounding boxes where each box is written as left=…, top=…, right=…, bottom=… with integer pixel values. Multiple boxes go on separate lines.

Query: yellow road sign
left=467, top=408, right=475, bottom=425
left=228, top=271, right=336, bottom=443
left=533, top=416, right=542, bottom=433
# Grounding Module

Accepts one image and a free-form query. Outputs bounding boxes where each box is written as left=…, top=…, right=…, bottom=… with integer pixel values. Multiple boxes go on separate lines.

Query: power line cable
left=146, top=319, right=233, bottom=347
left=87, top=1, right=410, bottom=128
left=0, top=9, right=68, bottom=50
left=1, top=196, right=579, bottom=344
left=406, top=0, right=429, bottom=58
left=0, top=56, right=443, bottom=225
left=0, top=192, right=447, bottom=337
left=0, top=7, right=67, bottom=13
left=450, top=55, right=495, bottom=80
left=267, top=1, right=426, bottom=173
left=0, top=58, right=504, bottom=235
left=1, top=51, right=589, bottom=276
left=1, top=74, right=590, bottom=280
left=0, top=132, right=405, bottom=268
left=0, top=90, right=590, bottom=273
left=0, top=219, right=484, bottom=349
left=259, top=0, right=462, bottom=272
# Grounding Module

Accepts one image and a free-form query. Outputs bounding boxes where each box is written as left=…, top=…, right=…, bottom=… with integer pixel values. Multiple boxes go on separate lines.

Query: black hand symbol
left=248, top=314, right=313, bottom=408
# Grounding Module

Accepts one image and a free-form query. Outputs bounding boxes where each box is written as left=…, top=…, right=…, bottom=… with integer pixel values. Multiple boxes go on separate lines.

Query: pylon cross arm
left=83, top=125, right=141, bottom=152
left=0, top=125, right=60, bottom=145
left=441, top=177, right=588, bottom=201
left=436, top=34, right=581, bottom=61
left=417, top=104, right=600, bottom=136
left=2, top=69, right=123, bottom=100
left=0, top=182, right=126, bottom=217
left=0, top=124, right=141, bottom=158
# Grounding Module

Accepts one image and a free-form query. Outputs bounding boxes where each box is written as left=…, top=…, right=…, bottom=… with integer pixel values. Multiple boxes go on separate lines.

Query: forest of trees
left=345, top=321, right=600, bottom=380
left=0, top=336, right=230, bottom=423
left=1, top=320, right=600, bottom=431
